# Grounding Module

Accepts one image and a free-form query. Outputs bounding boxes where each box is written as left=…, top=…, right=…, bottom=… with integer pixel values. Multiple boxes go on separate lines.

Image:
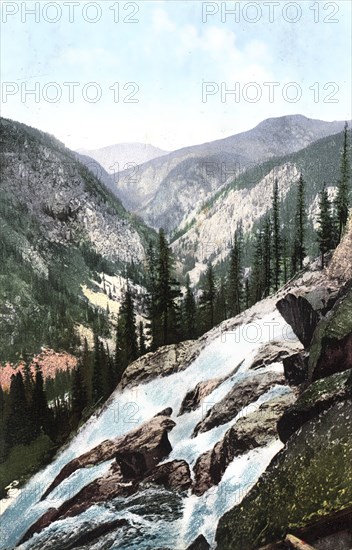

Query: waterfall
left=1, top=310, right=296, bottom=550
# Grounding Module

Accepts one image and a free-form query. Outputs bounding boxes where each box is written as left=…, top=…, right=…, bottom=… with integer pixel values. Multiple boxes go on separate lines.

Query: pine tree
left=114, top=318, right=125, bottom=384
left=92, top=335, right=104, bottom=404
left=199, top=262, right=216, bottom=332
left=138, top=321, right=147, bottom=356
left=182, top=275, right=197, bottom=340
left=4, top=372, right=33, bottom=450
left=227, top=227, right=243, bottom=317
left=31, top=365, right=51, bottom=438
left=272, top=178, right=281, bottom=290
left=215, top=276, right=227, bottom=324
left=119, top=285, right=138, bottom=365
left=71, top=360, right=88, bottom=421
left=154, top=229, right=181, bottom=347
left=145, top=242, right=158, bottom=349
left=335, top=122, right=350, bottom=243
left=292, top=173, right=306, bottom=273
left=317, top=185, right=334, bottom=268
left=250, top=226, right=264, bottom=305
left=262, top=215, right=272, bottom=297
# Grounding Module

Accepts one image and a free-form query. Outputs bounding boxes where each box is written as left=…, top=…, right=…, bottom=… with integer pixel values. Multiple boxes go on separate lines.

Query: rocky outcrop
left=41, top=412, right=175, bottom=500
left=283, top=352, right=308, bottom=386
left=120, top=340, right=200, bottom=389
left=277, top=370, right=352, bottom=443
left=192, top=370, right=285, bottom=437
left=308, top=284, right=352, bottom=381
left=276, top=288, right=338, bottom=348
left=178, top=378, right=224, bottom=416
left=23, top=412, right=184, bottom=543
left=216, top=400, right=352, bottom=549
left=142, top=459, right=192, bottom=492
left=186, top=534, right=211, bottom=549
left=250, top=340, right=303, bottom=371
left=327, top=214, right=352, bottom=283
left=193, top=393, right=295, bottom=496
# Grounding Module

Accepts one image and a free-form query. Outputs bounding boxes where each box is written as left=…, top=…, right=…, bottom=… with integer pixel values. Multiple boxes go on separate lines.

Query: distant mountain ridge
left=106, top=115, right=348, bottom=232
left=77, top=143, right=169, bottom=174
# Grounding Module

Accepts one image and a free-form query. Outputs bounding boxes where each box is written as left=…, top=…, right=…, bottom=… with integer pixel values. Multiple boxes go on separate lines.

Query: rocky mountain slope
left=2, top=219, right=351, bottom=549
left=0, top=117, right=154, bottom=361
left=112, top=116, right=347, bottom=232
left=171, top=130, right=349, bottom=280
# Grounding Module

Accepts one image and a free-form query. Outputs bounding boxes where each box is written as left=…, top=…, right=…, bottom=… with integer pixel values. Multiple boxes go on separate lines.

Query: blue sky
left=1, top=1, right=351, bottom=150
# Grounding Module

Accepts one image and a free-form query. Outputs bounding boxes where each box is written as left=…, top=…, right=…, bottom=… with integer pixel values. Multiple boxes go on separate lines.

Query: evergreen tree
left=91, top=335, right=104, bottom=404
left=227, top=227, right=243, bottom=317
left=272, top=178, right=281, bottom=290
left=215, top=276, right=227, bottom=324
left=262, top=215, right=272, bottom=297
left=71, top=360, right=88, bottom=421
left=292, top=174, right=306, bottom=273
left=145, top=242, right=158, bottom=349
left=250, top=226, right=264, bottom=305
left=335, top=122, right=350, bottom=243
left=119, top=285, right=138, bottom=365
left=199, top=262, right=216, bottom=332
left=182, top=275, right=197, bottom=340
left=114, top=316, right=126, bottom=384
left=155, top=229, right=181, bottom=347
left=23, top=360, right=34, bottom=402
left=138, top=321, right=147, bottom=356
left=31, top=365, right=51, bottom=437
left=317, top=185, right=334, bottom=268
left=4, top=372, right=33, bottom=450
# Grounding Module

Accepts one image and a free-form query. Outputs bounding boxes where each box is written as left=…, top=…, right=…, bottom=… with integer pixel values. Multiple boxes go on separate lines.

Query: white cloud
left=152, top=8, right=175, bottom=33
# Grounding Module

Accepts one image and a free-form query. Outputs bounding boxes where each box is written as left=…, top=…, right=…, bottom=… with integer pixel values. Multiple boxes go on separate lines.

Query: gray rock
left=192, top=370, right=286, bottom=437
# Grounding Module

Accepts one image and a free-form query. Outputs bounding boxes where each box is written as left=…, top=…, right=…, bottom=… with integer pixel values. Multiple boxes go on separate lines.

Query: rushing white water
left=1, top=310, right=297, bottom=550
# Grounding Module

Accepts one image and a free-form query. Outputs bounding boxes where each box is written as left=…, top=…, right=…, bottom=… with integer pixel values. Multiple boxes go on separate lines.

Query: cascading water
left=0, top=309, right=297, bottom=550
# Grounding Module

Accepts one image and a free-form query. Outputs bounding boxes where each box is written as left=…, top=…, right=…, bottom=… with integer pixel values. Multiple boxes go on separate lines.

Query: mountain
left=2, top=237, right=351, bottom=550
left=0, top=117, right=155, bottom=362
left=113, top=115, right=348, bottom=231
left=171, top=130, right=348, bottom=281
left=77, top=143, right=168, bottom=175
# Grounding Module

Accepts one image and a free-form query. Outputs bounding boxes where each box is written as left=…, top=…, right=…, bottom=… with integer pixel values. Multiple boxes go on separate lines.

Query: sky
left=1, top=0, right=351, bottom=151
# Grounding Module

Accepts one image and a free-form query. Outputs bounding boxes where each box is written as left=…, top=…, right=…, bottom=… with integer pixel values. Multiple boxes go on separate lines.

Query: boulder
left=23, top=413, right=178, bottom=543
left=277, top=370, right=352, bottom=443
left=308, top=284, right=352, bottom=381
left=276, top=288, right=337, bottom=349
left=120, top=340, right=200, bottom=389
left=41, top=413, right=176, bottom=500
left=283, top=352, right=308, bottom=386
left=192, top=370, right=285, bottom=437
left=178, top=378, right=224, bottom=416
left=186, top=534, right=211, bottom=549
left=193, top=393, right=295, bottom=496
left=215, top=400, right=352, bottom=549
left=142, top=459, right=192, bottom=492
left=250, top=340, right=303, bottom=371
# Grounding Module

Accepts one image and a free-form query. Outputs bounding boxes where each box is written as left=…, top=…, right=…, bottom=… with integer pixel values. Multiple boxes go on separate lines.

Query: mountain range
left=98, top=115, right=348, bottom=232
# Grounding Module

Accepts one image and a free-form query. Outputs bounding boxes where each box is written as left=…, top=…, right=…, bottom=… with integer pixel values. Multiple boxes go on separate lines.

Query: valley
left=0, top=114, right=351, bottom=550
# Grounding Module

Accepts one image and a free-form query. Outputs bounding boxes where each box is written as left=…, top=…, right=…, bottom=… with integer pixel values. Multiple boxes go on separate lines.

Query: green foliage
left=317, top=185, right=335, bottom=268
left=182, top=275, right=197, bottom=340
left=199, top=262, right=216, bottom=332
left=0, top=434, right=53, bottom=497
left=292, top=173, right=307, bottom=273
left=335, top=122, right=351, bottom=242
